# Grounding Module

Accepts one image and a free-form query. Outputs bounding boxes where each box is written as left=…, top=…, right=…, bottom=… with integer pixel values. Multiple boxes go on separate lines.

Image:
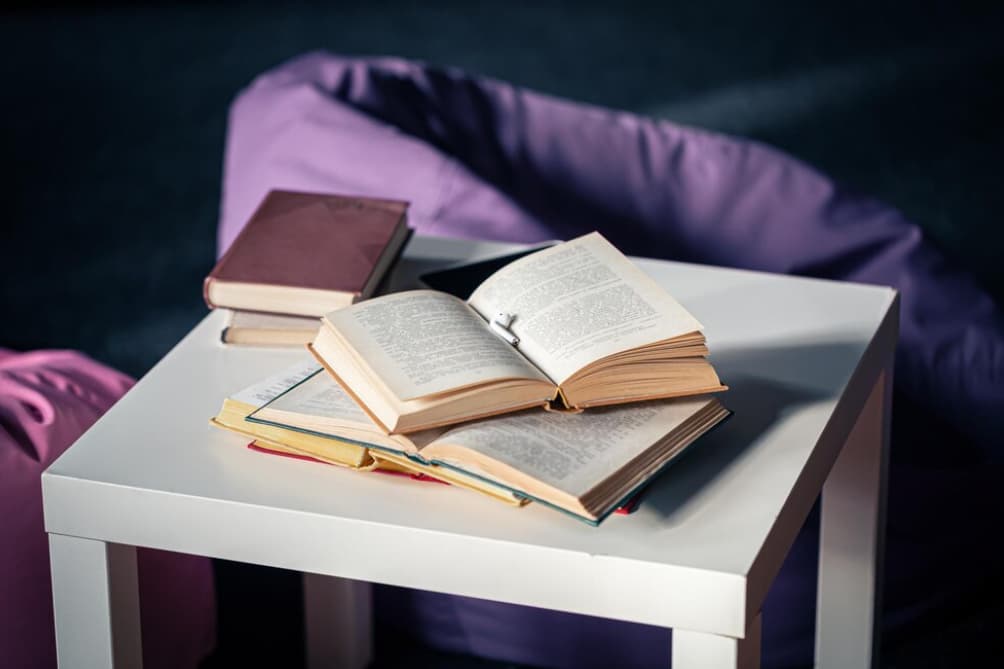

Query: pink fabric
left=0, top=348, right=215, bottom=668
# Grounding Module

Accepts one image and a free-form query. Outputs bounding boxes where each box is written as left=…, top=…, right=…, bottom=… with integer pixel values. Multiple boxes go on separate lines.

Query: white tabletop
left=42, top=234, right=897, bottom=640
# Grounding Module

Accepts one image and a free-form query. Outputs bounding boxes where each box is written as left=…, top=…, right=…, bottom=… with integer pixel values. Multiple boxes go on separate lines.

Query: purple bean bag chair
left=0, top=349, right=217, bottom=668
left=219, top=52, right=1004, bottom=668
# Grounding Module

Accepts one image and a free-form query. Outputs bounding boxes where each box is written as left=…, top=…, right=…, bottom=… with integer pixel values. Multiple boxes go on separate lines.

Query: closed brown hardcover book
left=204, top=190, right=411, bottom=317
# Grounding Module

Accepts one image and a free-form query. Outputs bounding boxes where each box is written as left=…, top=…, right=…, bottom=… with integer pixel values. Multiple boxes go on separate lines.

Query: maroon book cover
left=204, top=190, right=409, bottom=308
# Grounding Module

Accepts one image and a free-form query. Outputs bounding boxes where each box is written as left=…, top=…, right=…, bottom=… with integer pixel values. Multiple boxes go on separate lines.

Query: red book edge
left=246, top=442, right=643, bottom=513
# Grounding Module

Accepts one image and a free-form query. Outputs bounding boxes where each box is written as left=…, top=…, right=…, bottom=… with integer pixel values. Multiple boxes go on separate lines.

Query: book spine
left=203, top=276, right=217, bottom=309
left=204, top=189, right=280, bottom=309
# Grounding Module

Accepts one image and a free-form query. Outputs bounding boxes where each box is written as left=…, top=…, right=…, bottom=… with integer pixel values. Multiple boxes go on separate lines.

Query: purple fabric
left=0, top=349, right=216, bottom=668
left=219, top=52, right=1004, bottom=668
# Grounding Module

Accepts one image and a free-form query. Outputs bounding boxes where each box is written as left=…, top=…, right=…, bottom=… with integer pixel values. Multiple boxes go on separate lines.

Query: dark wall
left=2, top=1, right=1002, bottom=376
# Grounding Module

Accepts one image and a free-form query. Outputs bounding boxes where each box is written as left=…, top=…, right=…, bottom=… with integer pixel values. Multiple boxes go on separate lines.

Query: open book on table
left=211, top=361, right=374, bottom=470
left=210, top=360, right=524, bottom=506
left=310, top=232, right=726, bottom=435
left=250, top=362, right=730, bottom=524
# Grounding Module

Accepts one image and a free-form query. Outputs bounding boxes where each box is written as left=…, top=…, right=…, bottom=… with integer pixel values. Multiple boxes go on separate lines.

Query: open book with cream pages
left=310, top=232, right=726, bottom=434
left=210, top=360, right=524, bottom=506
left=249, top=362, right=730, bottom=525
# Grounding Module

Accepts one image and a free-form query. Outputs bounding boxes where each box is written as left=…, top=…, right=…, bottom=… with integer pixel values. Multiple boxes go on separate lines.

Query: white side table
left=43, top=234, right=897, bottom=668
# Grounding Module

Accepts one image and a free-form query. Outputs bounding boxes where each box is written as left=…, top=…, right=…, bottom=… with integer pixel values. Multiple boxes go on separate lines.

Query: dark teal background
left=2, top=1, right=1001, bottom=379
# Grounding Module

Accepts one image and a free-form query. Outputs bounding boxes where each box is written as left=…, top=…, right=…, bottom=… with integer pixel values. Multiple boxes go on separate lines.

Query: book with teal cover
left=246, top=364, right=730, bottom=524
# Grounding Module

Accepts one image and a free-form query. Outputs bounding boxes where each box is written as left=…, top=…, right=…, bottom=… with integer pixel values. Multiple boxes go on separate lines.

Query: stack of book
left=211, top=229, right=730, bottom=525
left=205, top=190, right=412, bottom=346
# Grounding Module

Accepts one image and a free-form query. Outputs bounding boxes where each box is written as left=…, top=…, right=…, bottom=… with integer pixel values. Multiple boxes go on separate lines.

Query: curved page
left=426, top=396, right=716, bottom=500
left=468, top=232, right=703, bottom=384
left=324, top=290, right=548, bottom=401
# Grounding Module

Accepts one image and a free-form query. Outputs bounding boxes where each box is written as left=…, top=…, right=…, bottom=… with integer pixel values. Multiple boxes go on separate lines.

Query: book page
left=252, top=369, right=444, bottom=453
left=428, top=398, right=712, bottom=498
left=325, top=290, right=549, bottom=401
left=468, top=232, right=703, bottom=384
left=231, top=358, right=322, bottom=406
left=260, top=368, right=371, bottom=424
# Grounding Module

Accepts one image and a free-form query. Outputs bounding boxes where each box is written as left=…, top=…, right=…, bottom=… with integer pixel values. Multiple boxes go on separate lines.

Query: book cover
left=246, top=440, right=645, bottom=515
left=204, top=190, right=410, bottom=316
left=246, top=365, right=730, bottom=524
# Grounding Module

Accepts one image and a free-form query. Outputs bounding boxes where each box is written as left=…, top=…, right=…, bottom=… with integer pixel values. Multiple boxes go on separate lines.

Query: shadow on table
left=637, top=340, right=861, bottom=522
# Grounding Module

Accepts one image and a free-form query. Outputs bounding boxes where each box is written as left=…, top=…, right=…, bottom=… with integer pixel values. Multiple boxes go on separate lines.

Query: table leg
left=48, top=534, right=143, bottom=668
left=672, top=612, right=761, bottom=669
left=302, top=573, right=373, bottom=669
left=815, top=367, right=891, bottom=668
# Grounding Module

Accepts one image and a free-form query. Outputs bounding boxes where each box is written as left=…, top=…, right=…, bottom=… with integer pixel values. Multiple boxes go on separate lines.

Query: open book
left=250, top=362, right=730, bottom=524
left=210, top=360, right=524, bottom=506
left=211, top=361, right=374, bottom=469
left=310, top=232, right=726, bottom=434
